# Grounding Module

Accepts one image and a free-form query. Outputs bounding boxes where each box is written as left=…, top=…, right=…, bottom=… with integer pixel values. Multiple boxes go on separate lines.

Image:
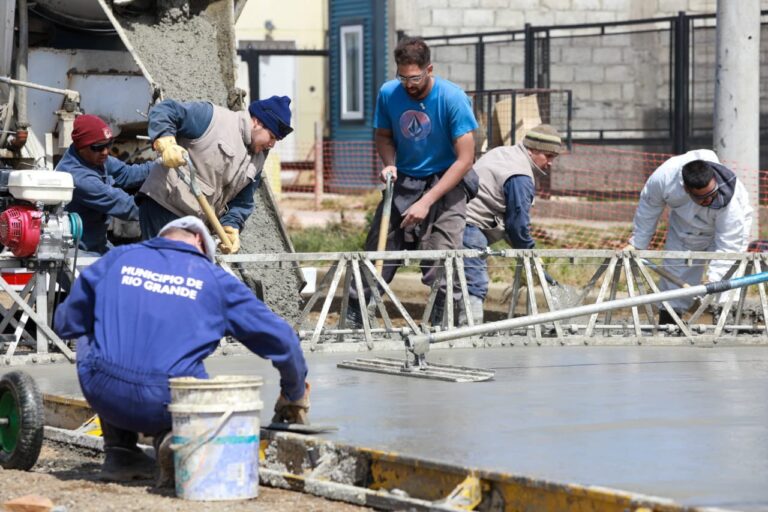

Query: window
left=340, top=25, right=363, bottom=120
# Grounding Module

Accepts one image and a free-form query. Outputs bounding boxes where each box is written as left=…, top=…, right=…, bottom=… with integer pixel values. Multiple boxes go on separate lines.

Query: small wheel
left=0, top=371, right=44, bottom=470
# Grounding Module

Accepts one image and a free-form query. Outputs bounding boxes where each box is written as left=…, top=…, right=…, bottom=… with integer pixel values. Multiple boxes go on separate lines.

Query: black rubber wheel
left=0, top=371, right=44, bottom=470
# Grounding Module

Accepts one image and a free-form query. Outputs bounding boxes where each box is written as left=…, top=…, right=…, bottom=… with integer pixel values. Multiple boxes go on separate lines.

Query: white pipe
left=0, top=76, right=80, bottom=101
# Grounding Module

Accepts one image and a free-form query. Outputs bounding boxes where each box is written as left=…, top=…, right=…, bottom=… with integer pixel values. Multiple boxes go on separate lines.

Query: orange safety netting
left=271, top=141, right=767, bottom=250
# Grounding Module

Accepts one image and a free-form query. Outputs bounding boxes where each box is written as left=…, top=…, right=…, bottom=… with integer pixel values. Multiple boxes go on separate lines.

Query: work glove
left=623, top=243, right=636, bottom=252
left=218, top=226, right=240, bottom=254
left=272, top=382, right=310, bottom=425
left=153, top=135, right=187, bottom=169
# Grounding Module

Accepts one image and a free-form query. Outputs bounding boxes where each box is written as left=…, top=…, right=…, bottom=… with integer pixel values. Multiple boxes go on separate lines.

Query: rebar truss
left=2, top=249, right=766, bottom=366
left=221, top=249, right=768, bottom=349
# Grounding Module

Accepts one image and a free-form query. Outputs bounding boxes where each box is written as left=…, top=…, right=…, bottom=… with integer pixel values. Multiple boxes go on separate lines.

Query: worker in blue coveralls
left=56, top=114, right=152, bottom=255
left=54, top=216, right=309, bottom=486
left=461, top=125, right=564, bottom=324
left=137, top=95, right=293, bottom=254
left=347, top=36, right=478, bottom=328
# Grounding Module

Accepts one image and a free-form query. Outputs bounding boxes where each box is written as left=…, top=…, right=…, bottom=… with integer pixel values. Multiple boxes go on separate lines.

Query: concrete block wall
left=395, top=0, right=768, bottom=145
left=394, top=0, right=738, bottom=38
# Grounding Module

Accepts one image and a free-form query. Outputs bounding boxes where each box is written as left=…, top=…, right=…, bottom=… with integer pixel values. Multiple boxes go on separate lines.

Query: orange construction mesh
left=272, top=140, right=767, bottom=249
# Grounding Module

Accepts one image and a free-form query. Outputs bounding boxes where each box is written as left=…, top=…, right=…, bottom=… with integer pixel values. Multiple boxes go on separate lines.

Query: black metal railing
left=402, top=11, right=768, bottom=157
left=465, top=88, right=572, bottom=155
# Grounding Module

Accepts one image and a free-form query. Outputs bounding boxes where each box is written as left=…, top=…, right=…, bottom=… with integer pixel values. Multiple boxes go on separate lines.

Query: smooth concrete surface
left=12, top=345, right=768, bottom=510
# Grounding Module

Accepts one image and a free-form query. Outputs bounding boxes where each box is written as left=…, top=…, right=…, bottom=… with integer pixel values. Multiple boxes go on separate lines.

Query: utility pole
left=714, top=0, right=761, bottom=239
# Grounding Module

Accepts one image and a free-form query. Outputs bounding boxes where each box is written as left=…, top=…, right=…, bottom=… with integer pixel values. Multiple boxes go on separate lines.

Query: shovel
left=176, top=155, right=233, bottom=254
left=374, top=171, right=394, bottom=275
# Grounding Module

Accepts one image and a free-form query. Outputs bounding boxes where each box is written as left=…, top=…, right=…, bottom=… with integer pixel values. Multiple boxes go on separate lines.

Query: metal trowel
left=264, top=423, right=339, bottom=434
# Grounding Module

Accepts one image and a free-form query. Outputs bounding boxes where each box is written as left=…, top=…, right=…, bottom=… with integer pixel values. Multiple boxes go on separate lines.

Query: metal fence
left=465, top=88, right=573, bottom=154
left=404, top=11, right=768, bottom=164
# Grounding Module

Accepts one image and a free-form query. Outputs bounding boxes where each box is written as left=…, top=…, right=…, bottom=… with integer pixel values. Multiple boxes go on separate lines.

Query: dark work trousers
left=137, top=196, right=182, bottom=240
left=349, top=178, right=467, bottom=307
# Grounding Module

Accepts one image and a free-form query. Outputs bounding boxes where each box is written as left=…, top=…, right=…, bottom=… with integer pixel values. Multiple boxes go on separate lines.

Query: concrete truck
left=0, top=0, right=302, bottom=321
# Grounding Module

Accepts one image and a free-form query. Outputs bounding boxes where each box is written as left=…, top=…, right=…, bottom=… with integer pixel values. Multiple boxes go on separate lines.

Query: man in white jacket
left=625, top=149, right=753, bottom=322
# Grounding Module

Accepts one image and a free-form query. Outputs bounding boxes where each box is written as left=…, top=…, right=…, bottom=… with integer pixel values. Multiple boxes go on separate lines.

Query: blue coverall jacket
left=57, top=145, right=152, bottom=254
left=54, top=237, right=308, bottom=434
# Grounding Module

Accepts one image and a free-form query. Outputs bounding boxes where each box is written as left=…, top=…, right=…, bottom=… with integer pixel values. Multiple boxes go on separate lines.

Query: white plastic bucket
left=168, top=375, right=264, bottom=501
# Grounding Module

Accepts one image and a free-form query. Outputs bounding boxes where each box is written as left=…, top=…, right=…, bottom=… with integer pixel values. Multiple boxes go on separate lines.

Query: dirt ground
left=0, top=441, right=372, bottom=512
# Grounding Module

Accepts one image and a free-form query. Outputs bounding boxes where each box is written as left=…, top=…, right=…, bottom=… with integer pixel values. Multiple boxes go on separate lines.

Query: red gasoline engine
left=0, top=169, right=81, bottom=260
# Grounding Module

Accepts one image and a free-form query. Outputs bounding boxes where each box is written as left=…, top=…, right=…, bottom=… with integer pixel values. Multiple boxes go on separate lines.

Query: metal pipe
left=408, top=271, right=768, bottom=349
left=15, top=0, right=28, bottom=129
left=0, top=76, right=80, bottom=101
left=638, top=258, right=689, bottom=288
left=220, top=248, right=750, bottom=264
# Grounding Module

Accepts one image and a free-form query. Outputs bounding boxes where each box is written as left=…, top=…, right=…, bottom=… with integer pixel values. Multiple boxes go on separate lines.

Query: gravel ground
left=0, top=441, right=371, bottom=512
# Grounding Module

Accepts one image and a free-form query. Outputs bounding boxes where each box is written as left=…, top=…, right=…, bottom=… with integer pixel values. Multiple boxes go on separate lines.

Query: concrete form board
left=14, top=345, right=768, bottom=510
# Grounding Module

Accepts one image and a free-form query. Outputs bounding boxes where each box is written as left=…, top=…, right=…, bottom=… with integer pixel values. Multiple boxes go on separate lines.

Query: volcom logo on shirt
left=399, top=110, right=431, bottom=142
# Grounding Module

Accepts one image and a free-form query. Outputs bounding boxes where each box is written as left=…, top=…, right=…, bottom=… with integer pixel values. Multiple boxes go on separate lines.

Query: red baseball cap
left=72, top=115, right=113, bottom=149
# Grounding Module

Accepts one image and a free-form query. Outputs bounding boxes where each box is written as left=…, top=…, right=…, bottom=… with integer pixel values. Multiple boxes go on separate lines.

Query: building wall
left=394, top=0, right=768, bottom=37
left=393, top=0, right=768, bottom=159
left=235, top=0, right=328, bottom=151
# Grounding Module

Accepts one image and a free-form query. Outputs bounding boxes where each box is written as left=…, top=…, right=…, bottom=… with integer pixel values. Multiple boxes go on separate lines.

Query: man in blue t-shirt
left=348, top=36, right=478, bottom=328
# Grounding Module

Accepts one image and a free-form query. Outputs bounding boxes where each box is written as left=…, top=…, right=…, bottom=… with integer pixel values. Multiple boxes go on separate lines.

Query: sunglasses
left=396, top=69, right=428, bottom=85
left=89, top=140, right=114, bottom=152
left=263, top=109, right=293, bottom=139
left=687, top=183, right=719, bottom=205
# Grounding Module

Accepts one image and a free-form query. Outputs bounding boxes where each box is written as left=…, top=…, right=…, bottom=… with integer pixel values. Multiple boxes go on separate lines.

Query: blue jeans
left=463, top=224, right=489, bottom=300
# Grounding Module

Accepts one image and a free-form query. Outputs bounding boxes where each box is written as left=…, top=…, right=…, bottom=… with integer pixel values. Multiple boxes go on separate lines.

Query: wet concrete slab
left=12, top=345, right=768, bottom=510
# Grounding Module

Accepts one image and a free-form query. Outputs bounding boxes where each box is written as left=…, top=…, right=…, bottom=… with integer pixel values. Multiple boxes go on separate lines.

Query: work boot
left=469, top=295, right=484, bottom=324
left=153, top=431, right=174, bottom=489
left=100, top=447, right=156, bottom=482
left=345, top=304, right=365, bottom=330
left=658, top=309, right=677, bottom=325
left=458, top=296, right=485, bottom=325
left=99, top=420, right=154, bottom=482
left=429, top=292, right=446, bottom=328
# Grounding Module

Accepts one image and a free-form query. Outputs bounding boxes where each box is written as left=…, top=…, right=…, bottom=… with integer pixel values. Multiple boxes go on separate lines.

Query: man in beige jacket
left=461, top=124, right=564, bottom=323
left=138, top=96, right=293, bottom=253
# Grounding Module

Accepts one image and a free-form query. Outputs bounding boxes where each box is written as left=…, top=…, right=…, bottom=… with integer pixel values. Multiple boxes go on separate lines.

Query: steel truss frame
left=1, top=249, right=766, bottom=365
left=220, top=248, right=768, bottom=350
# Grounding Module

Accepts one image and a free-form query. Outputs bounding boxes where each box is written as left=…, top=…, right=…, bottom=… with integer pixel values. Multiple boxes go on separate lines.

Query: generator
left=0, top=169, right=81, bottom=261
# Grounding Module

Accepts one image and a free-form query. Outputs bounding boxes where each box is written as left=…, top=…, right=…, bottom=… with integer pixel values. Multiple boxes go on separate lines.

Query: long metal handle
left=407, top=271, right=768, bottom=351
left=638, top=257, right=689, bottom=288
left=374, top=173, right=394, bottom=275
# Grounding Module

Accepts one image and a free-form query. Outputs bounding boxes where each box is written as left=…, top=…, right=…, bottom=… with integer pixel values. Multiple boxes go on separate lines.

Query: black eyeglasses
left=263, top=109, right=293, bottom=139
left=90, top=140, right=114, bottom=152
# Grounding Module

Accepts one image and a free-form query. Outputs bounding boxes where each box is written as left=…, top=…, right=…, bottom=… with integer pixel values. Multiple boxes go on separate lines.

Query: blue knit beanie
left=248, top=96, right=293, bottom=140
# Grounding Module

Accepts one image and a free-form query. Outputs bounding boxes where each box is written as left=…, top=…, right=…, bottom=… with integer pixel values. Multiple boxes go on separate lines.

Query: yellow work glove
left=153, top=135, right=187, bottom=169
left=623, top=243, right=636, bottom=252
left=218, top=225, right=240, bottom=254
left=272, top=382, right=310, bottom=425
